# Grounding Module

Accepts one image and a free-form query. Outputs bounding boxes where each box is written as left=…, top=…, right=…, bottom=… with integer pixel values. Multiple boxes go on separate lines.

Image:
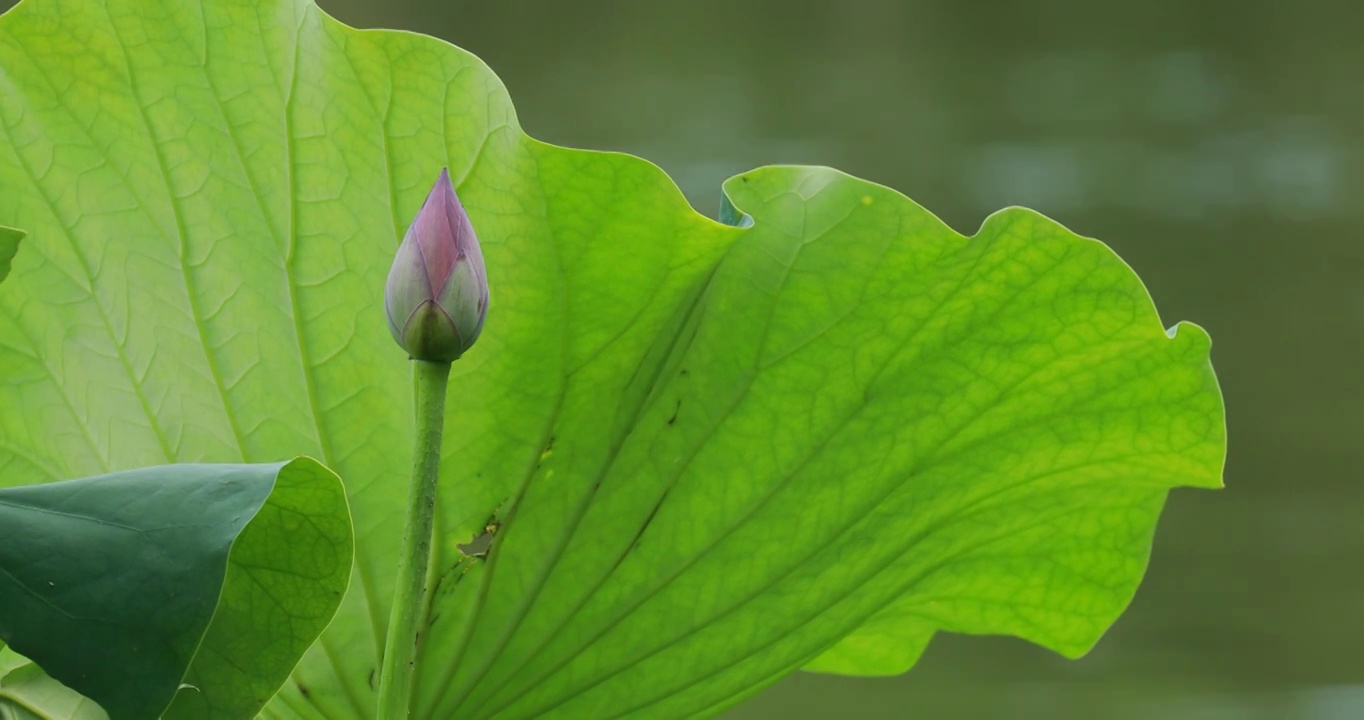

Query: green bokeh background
left=4, top=0, right=1358, bottom=718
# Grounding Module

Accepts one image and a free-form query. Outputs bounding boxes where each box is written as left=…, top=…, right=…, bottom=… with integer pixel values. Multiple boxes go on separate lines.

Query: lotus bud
left=385, top=168, right=489, bottom=362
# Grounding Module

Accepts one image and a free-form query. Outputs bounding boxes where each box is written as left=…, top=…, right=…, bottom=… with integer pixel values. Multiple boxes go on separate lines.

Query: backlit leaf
left=0, top=1, right=1224, bottom=717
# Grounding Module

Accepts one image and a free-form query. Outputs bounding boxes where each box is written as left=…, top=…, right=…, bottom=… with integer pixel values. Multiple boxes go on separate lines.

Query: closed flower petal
left=384, top=168, right=489, bottom=362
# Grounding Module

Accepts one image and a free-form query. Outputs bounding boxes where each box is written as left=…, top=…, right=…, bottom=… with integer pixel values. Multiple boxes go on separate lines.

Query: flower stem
left=377, top=359, right=452, bottom=720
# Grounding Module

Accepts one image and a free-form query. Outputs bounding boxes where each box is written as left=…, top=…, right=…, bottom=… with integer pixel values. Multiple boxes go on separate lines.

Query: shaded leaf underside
left=0, top=0, right=1224, bottom=718
left=0, top=460, right=351, bottom=720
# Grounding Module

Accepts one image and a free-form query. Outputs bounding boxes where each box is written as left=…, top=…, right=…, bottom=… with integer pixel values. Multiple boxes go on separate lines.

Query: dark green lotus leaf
left=0, top=0, right=1224, bottom=718
left=0, top=227, right=19, bottom=284
left=0, top=459, right=352, bottom=720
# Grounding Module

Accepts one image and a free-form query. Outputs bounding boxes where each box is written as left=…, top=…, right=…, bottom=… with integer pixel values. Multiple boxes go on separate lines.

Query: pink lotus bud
left=385, top=169, right=489, bottom=362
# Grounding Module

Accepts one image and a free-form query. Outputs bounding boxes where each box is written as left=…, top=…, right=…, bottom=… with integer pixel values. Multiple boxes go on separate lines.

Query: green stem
left=377, top=359, right=452, bottom=720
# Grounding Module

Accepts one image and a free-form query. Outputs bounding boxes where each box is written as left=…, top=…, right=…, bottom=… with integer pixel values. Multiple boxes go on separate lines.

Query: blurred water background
left=316, top=0, right=1364, bottom=717
left=7, top=0, right=1357, bottom=716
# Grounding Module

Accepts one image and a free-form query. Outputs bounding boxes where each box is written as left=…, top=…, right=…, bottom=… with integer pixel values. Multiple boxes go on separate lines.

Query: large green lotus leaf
left=0, top=0, right=1225, bottom=718
left=0, top=460, right=352, bottom=720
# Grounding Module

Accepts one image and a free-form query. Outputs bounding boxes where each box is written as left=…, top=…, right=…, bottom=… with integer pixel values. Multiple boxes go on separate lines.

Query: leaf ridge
left=433, top=147, right=575, bottom=712
left=279, top=10, right=385, bottom=718
left=0, top=46, right=174, bottom=470
left=470, top=218, right=1180, bottom=719
left=101, top=3, right=250, bottom=462
left=455, top=262, right=725, bottom=716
